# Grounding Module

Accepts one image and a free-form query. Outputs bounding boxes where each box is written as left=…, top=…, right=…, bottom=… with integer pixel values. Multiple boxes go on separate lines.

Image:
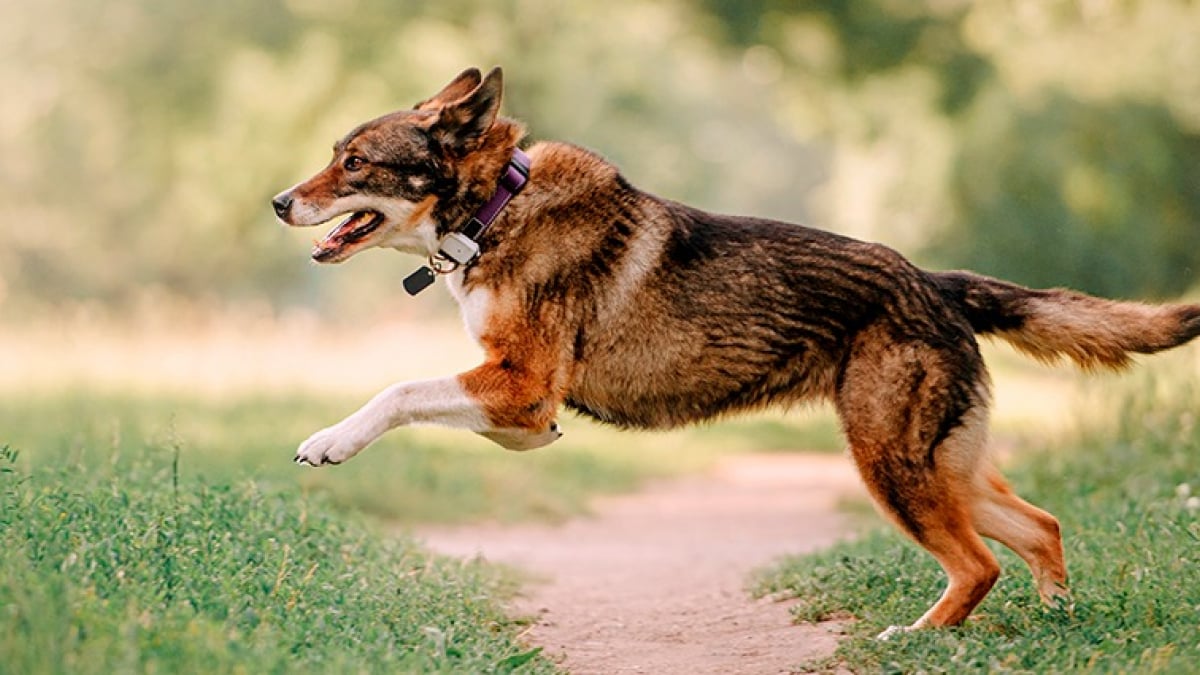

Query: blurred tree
left=0, top=0, right=819, bottom=315
left=701, top=0, right=991, bottom=112
left=2, top=0, right=1198, bottom=316
left=696, top=0, right=1200, bottom=298
left=942, top=93, right=1200, bottom=298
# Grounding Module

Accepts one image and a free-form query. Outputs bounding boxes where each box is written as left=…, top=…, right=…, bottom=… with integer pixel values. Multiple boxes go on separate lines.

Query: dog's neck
left=432, top=119, right=526, bottom=237
left=454, top=148, right=530, bottom=241
left=402, top=147, right=531, bottom=296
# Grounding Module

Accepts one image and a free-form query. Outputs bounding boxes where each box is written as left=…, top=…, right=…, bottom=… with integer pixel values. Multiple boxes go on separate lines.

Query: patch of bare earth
left=416, top=453, right=865, bottom=674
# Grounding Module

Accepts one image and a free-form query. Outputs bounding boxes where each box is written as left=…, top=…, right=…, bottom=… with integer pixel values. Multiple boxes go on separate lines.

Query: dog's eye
left=343, top=156, right=366, bottom=172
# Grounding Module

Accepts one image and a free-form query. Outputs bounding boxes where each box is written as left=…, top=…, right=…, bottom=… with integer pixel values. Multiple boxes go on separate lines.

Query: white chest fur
left=446, top=273, right=493, bottom=345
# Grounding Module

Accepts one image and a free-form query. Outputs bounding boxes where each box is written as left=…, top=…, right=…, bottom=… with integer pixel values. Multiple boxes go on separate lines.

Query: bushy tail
left=933, top=271, right=1200, bottom=371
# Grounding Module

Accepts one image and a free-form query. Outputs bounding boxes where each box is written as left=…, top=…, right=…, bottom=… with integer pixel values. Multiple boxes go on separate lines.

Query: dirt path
left=416, top=453, right=864, bottom=674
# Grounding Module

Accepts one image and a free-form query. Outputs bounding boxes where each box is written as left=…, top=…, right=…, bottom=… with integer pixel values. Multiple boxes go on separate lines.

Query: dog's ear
left=430, top=66, right=503, bottom=155
left=414, top=67, right=484, bottom=111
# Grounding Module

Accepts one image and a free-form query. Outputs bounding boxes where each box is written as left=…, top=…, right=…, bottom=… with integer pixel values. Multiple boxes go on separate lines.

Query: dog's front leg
left=294, top=369, right=563, bottom=466
left=295, top=376, right=481, bottom=466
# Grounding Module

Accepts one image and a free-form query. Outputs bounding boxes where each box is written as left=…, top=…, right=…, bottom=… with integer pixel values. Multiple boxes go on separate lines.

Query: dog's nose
left=272, top=193, right=293, bottom=219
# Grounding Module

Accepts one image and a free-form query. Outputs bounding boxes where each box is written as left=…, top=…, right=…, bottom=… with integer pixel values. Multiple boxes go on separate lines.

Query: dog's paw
left=294, top=425, right=367, bottom=467
left=1040, top=581, right=1075, bottom=615
left=875, top=625, right=912, bottom=641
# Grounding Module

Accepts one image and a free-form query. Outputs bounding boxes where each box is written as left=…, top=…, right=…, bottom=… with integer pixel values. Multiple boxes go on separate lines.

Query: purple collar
left=402, top=148, right=531, bottom=296
left=459, top=148, right=530, bottom=240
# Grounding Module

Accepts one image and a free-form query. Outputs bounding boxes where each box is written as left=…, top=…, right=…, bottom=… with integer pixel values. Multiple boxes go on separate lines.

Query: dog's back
left=470, top=141, right=980, bottom=431
left=469, top=138, right=1200, bottom=430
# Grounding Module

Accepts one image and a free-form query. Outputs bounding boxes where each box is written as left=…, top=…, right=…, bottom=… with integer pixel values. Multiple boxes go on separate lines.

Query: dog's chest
left=447, top=274, right=491, bottom=345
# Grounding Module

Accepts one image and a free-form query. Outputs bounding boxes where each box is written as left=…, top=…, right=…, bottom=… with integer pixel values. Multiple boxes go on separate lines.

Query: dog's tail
left=933, top=271, right=1200, bottom=370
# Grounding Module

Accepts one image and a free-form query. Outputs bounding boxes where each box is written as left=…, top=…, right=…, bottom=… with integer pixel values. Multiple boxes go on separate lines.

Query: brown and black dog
left=272, top=67, right=1200, bottom=637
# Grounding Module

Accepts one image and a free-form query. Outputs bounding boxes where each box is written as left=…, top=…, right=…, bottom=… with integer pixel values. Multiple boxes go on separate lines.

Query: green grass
left=753, top=376, right=1200, bottom=673
left=0, top=387, right=840, bottom=673
left=0, top=389, right=840, bottom=525
left=0, top=391, right=653, bottom=525
left=0, top=444, right=553, bottom=674
left=0, top=388, right=689, bottom=674
left=0, top=385, right=842, bottom=674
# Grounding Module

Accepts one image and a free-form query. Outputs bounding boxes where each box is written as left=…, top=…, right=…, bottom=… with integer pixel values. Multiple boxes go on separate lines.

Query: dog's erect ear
left=430, top=67, right=503, bottom=154
left=414, top=67, right=484, bottom=111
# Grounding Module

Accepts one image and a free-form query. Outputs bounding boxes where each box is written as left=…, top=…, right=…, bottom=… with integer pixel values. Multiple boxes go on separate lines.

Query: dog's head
left=272, top=67, right=519, bottom=263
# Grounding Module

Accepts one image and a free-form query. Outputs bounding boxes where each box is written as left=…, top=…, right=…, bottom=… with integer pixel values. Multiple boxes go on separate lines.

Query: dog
left=272, top=67, right=1200, bottom=637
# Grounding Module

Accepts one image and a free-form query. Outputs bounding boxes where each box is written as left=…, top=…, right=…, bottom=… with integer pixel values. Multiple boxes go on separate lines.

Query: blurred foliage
left=700, top=0, right=1200, bottom=298
left=0, top=0, right=818, bottom=315
left=945, top=93, right=1200, bottom=297
left=2, top=0, right=1199, bottom=316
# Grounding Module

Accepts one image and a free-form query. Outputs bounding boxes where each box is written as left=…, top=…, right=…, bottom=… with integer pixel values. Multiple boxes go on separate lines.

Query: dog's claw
left=294, top=425, right=367, bottom=467
left=295, top=454, right=323, bottom=467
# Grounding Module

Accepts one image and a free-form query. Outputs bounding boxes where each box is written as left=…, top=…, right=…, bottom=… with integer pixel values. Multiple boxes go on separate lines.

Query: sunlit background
left=2, top=0, right=1199, bottom=402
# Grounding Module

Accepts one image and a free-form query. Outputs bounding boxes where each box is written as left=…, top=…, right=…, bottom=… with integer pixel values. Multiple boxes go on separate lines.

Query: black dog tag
left=403, top=266, right=437, bottom=295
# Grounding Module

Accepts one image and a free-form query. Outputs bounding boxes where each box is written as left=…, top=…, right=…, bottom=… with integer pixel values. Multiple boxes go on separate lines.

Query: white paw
left=294, top=425, right=368, bottom=467
left=875, top=625, right=912, bottom=641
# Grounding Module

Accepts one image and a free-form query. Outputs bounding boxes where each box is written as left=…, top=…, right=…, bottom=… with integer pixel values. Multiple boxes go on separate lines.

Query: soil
left=416, top=453, right=865, bottom=674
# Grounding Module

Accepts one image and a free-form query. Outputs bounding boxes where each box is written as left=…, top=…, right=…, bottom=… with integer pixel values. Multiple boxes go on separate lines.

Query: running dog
left=272, top=67, right=1200, bottom=636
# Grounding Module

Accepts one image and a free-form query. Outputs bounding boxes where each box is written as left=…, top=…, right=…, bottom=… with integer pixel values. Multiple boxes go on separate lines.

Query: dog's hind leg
left=847, top=424, right=1001, bottom=638
left=969, top=465, right=1070, bottom=608
left=836, top=328, right=1001, bottom=637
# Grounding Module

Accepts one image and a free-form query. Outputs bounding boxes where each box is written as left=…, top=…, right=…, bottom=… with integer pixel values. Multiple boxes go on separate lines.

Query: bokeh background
left=4, top=0, right=1199, bottom=326
left=4, top=6, right=1200, bottom=671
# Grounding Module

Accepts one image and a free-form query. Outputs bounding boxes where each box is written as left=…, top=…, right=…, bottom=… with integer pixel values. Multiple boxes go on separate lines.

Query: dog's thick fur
left=273, top=67, right=1200, bottom=635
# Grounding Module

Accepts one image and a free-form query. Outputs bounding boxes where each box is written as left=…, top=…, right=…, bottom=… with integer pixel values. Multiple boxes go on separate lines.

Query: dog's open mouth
left=311, top=211, right=385, bottom=262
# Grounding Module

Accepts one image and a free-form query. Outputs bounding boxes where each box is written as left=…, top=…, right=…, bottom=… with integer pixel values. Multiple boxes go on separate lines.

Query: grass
left=0, top=444, right=554, bottom=674
left=0, top=389, right=841, bottom=526
left=753, top=374, right=1200, bottom=673
left=0, top=388, right=659, bottom=674
left=0, top=386, right=840, bottom=673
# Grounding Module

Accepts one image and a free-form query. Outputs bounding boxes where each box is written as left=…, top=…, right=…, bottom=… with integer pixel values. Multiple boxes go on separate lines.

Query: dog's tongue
left=312, top=211, right=374, bottom=261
